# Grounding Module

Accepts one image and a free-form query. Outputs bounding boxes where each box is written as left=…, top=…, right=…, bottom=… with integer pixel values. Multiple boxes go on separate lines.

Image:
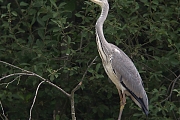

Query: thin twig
left=29, top=81, right=45, bottom=120
left=0, top=73, right=34, bottom=81
left=161, top=74, right=180, bottom=103
left=0, top=101, right=8, bottom=120
left=82, top=56, right=98, bottom=82
left=0, top=61, right=32, bottom=73
left=167, top=74, right=180, bottom=100
left=0, top=75, right=21, bottom=88
left=46, top=81, right=70, bottom=97
left=0, top=101, right=5, bottom=116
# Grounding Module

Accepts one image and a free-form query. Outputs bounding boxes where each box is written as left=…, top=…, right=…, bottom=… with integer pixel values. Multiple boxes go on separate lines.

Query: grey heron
left=90, top=0, right=149, bottom=119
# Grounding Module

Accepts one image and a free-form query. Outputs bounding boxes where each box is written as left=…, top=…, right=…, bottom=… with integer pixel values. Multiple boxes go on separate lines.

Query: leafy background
left=0, top=0, right=180, bottom=119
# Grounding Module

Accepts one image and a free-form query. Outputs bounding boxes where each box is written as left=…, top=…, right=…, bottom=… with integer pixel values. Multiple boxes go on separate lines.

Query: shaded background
left=0, top=0, right=180, bottom=119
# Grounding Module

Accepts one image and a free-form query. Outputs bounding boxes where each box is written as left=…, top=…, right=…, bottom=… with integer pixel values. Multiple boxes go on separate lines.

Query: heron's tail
left=129, top=90, right=149, bottom=116
left=121, top=82, right=149, bottom=116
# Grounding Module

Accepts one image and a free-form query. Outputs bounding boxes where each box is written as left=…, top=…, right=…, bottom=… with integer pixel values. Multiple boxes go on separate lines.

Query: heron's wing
left=110, top=44, right=148, bottom=108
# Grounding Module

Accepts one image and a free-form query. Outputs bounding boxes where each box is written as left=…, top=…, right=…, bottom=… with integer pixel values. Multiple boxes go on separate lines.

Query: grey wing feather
left=110, top=44, right=148, bottom=108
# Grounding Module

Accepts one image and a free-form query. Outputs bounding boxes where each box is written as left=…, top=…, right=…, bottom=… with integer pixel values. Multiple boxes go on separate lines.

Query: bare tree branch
left=29, top=81, right=45, bottom=120
left=0, top=57, right=97, bottom=120
left=70, top=82, right=82, bottom=120
left=70, top=56, right=97, bottom=120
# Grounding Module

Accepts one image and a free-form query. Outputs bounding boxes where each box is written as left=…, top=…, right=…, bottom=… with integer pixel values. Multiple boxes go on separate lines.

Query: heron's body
left=96, top=36, right=126, bottom=92
left=90, top=0, right=149, bottom=119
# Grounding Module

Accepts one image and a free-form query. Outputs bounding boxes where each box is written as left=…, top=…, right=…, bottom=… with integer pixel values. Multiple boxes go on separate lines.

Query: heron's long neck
left=95, top=4, right=109, bottom=45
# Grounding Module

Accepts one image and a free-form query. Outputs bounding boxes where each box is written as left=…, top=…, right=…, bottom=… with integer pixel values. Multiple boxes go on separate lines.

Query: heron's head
left=90, top=0, right=108, bottom=7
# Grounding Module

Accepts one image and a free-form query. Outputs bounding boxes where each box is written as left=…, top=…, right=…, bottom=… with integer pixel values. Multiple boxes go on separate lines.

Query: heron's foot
left=118, top=104, right=125, bottom=120
left=120, top=104, right=124, bottom=110
left=120, top=100, right=126, bottom=111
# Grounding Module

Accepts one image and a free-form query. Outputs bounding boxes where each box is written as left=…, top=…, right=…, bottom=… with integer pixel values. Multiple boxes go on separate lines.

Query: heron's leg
left=117, top=89, right=126, bottom=120
left=117, top=89, right=123, bottom=120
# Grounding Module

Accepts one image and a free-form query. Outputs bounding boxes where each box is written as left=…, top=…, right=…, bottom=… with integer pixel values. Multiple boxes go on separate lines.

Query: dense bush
left=0, top=0, right=179, bottom=119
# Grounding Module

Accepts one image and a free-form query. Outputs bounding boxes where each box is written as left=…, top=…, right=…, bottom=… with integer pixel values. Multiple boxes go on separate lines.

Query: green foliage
left=0, top=0, right=180, bottom=119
